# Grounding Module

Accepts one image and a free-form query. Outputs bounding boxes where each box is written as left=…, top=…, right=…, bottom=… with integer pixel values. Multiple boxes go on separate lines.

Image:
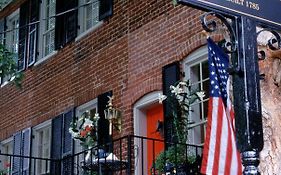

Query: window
left=0, top=138, right=13, bottom=175
left=75, top=99, right=98, bottom=153
left=32, top=120, right=51, bottom=175
left=5, top=10, right=19, bottom=54
left=0, top=10, right=19, bottom=85
left=78, top=0, right=100, bottom=35
left=38, top=0, right=56, bottom=59
left=184, top=46, right=209, bottom=146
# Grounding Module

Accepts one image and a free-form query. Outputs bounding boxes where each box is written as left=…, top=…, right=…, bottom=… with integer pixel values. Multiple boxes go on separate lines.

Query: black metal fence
left=0, top=135, right=203, bottom=175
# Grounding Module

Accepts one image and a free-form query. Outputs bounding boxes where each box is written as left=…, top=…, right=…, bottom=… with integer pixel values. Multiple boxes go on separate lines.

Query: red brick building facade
left=0, top=0, right=217, bottom=174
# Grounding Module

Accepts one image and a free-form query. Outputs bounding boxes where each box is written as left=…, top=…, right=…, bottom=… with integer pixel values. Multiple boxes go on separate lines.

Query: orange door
left=146, top=105, right=164, bottom=174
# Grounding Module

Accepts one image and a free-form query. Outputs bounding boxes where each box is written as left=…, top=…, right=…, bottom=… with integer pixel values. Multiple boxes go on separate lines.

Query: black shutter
left=99, top=0, right=113, bottom=21
left=62, top=109, right=74, bottom=155
left=62, top=109, right=74, bottom=174
left=27, top=0, right=39, bottom=66
left=18, top=1, right=29, bottom=71
left=65, top=0, right=78, bottom=43
left=12, top=132, right=22, bottom=175
left=55, top=0, right=78, bottom=49
left=162, top=62, right=180, bottom=143
left=22, top=128, right=31, bottom=175
left=55, top=0, right=65, bottom=50
left=97, top=91, right=112, bottom=148
left=51, top=114, right=63, bottom=174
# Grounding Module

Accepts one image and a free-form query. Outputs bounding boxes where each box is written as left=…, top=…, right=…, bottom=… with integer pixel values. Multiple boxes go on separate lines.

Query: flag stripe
left=213, top=98, right=223, bottom=174
left=200, top=98, right=213, bottom=173
left=206, top=98, right=218, bottom=173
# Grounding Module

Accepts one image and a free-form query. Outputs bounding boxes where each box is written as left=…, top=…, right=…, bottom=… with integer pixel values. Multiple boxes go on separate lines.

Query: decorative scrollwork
left=200, top=12, right=237, bottom=53
left=257, top=29, right=281, bottom=60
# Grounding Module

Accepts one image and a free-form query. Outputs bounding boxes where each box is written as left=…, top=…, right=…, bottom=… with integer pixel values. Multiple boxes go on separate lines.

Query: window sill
left=34, top=51, right=58, bottom=67
left=0, top=76, right=15, bottom=88
left=75, top=21, right=103, bottom=42
left=1, top=81, right=10, bottom=88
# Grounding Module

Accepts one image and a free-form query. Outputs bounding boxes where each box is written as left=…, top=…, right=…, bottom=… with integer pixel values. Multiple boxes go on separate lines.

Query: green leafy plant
left=0, top=44, right=24, bottom=88
left=153, top=145, right=197, bottom=174
left=159, top=80, right=205, bottom=143
left=154, top=80, right=204, bottom=174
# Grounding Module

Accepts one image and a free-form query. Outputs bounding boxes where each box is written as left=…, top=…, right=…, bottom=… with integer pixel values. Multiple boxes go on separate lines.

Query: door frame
left=133, top=91, right=162, bottom=175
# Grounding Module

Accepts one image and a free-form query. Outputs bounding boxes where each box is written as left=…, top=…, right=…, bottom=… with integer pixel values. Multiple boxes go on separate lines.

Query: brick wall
left=0, top=0, right=210, bottom=140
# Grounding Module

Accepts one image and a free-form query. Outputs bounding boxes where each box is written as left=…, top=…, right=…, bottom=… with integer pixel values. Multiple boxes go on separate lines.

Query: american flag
left=201, top=38, right=243, bottom=175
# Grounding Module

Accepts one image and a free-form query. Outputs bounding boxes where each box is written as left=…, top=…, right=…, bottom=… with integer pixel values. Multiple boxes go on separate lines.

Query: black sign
left=178, top=0, right=281, bottom=27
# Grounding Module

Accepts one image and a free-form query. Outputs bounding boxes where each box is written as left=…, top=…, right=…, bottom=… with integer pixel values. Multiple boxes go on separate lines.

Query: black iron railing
left=0, top=135, right=203, bottom=175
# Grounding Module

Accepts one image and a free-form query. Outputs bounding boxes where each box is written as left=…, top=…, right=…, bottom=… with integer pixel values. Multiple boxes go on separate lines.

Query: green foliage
left=154, top=145, right=196, bottom=174
left=0, top=44, right=24, bottom=88
left=172, top=0, right=178, bottom=6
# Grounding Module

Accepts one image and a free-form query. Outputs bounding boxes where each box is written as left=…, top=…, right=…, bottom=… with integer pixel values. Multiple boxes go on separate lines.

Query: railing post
left=127, top=135, right=132, bottom=175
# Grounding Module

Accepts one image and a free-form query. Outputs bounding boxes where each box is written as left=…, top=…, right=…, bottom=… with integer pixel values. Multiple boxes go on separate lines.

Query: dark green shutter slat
left=99, top=0, right=113, bottom=21
left=62, top=109, right=74, bottom=174
left=18, top=1, right=29, bottom=71
left=162, top=62, right=180, bottom=143
left=12, top=132, right=22, bottom=175
left=51, top=114, right=63, bottom=174
left=22, top=128, right=31, bottom=174
left=97, top=91, right=112, bottom=147
left=27, top=0, right=39, bottom=66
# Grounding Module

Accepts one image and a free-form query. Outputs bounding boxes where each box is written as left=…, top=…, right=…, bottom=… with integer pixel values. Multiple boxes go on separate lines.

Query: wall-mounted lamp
left=104, top=96, right=122, bottom=135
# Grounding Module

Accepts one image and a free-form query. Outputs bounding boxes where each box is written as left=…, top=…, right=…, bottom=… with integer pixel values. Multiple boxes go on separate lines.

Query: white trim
left=32, top=120, right=52, bottom=131
left=0, top=137, right=13, bottom=174
left=133, top=91, right=162, bottom=175
left=6, top=9, right=19, bottom=21
left=32, top=120, right=51, bottom=174
left=34, top=51, right=58, bottom=66
left=75, top=21, right=103, bottom=42
left=76, top=98, right=98, bottom=117
left=184, top=46, right=208, bottom=76
left=183, top=45, right=208, bottom=146
left=0, top=137, right=13, bottom=146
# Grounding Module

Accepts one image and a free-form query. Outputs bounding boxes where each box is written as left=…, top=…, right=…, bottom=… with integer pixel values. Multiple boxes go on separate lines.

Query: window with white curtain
left=184, top=46, right=209, bottom=146
left=39, top=0, right=56, bottom=59
left=5, top=9, right=19, bottom=54
left=32, top=120, right=51, bottom=175
left=78, top=0, right=100, bottom=35
left=0, top=138, right=13, bottom=175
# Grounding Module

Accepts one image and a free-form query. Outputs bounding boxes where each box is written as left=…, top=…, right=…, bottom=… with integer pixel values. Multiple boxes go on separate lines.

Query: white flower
left=94, top=113, right=100, bottom=121
left=170, top=85, right=183, bottom=95
left=196, top=91, right=205, bottom=101
left=158, top=94, right=167, bottom=104
left=179, top=81, right=187, bottom=86
left=83, top=118, right=93, bottom=129
left=69, top=128, right=79, bottom=138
